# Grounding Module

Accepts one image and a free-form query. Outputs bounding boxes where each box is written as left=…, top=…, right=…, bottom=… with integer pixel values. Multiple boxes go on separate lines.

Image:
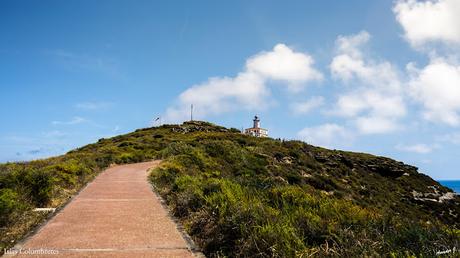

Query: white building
left=244, top=116, right=268, bottom=137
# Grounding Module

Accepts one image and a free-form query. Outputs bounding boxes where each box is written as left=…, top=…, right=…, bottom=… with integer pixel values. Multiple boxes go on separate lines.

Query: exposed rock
left=281, top=156, right=293, bottom=164
left=170, top=121, right=230, bottom=134
left=300, top=170, right=312, bottom=178
left=412, top=187, right=456, bottom=203
left=440, top=192, right=456, bottom=202
left=273, top=176, right=288, bottom=184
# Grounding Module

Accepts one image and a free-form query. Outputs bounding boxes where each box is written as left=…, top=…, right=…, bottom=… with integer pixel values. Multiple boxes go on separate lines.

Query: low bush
left=23, top=169, right=53, bottom=206
left=0, top=188, right=20, bottom=226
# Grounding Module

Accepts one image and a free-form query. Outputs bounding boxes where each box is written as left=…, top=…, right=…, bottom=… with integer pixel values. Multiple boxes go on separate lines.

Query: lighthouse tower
left=253, top=116, right=260, bottom=128
left=244, top=115, right=268, bottom=137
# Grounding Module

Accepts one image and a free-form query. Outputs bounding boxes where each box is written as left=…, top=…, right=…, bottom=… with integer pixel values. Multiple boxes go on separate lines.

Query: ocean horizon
left=438, top=180, right=460, bottom=194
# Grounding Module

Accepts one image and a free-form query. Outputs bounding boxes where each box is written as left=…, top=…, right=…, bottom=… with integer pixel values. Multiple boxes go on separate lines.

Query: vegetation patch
left=1, top=121, right=459, bottom=256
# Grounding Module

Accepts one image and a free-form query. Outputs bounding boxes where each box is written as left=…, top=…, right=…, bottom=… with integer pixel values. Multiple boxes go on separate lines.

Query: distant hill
left=1, top=121, right=459, bottom=256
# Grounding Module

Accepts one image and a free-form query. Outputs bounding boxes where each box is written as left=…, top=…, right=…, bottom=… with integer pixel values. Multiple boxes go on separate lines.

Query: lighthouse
left=253, top=116, right=260, bottom=128
left=244, top=115, right=268, bottom=137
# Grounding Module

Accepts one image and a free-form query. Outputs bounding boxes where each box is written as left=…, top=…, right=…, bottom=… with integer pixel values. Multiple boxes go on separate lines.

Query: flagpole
left=191, top=104, right=193, bottom=121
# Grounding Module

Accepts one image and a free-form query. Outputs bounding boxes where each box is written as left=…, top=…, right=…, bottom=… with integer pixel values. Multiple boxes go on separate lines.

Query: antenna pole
left=191, top=104, right=193, bottom=121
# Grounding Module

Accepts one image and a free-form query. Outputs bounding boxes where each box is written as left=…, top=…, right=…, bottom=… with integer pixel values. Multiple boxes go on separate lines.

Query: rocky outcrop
left=170, top=121, right=231, bottom=134
left=412, top=185, right=457, bottom=203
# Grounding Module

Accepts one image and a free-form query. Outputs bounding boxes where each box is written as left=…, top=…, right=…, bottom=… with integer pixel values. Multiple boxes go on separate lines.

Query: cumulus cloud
left=396, top=143, right=433, bottom=154
left=330, top=31, right=406, bottom=134
left=290, top=96, right=324, bottom=115
left=246, top=44, right=323, bottom=92
left=165, top=44, right=322, bottom=122
left=331, top=31, right=401, bottom=92
left=166, top=72, right=268, bottom=121
left=394, top=0, right=460, bottom=48
left=394, top=1, right=460, bottom=127
left=297, top=123, right=352, bottom=149
left=407, top=60, right=460, bottom=126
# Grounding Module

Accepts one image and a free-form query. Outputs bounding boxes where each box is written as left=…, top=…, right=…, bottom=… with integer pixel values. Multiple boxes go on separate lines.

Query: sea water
left=439, top=180, right=460, bottom=194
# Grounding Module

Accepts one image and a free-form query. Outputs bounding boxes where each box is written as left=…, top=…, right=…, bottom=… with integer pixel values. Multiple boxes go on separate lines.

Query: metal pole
left=191, top=104, right=193, bottom=121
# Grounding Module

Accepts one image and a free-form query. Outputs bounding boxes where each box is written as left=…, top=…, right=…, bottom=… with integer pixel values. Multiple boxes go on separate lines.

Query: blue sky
left=1, top=0, right=460, bottom=179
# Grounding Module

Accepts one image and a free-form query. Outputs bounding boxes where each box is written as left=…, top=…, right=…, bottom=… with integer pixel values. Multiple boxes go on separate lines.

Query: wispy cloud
left=52, top=116, right=87, bottom=125
left=1, top=132, right=71, bottom=162
left=438, top=132, right=460, bottom=145
left=75, top=101, right=113, bottom=111
left=396, top=143, right=433, bottom=154
left=46, top=49, right=123, bottom=78
left=290, top=96, right=324, bottom=115
left=42, top=130, right=68, bottom=138
left=298, top=123, right=353, bottom=149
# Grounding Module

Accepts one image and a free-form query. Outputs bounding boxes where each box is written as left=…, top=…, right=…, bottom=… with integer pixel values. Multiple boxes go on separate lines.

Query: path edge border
left=4, top=164, right=115, bottom=254
left=147, top=163, right=206, bottom=258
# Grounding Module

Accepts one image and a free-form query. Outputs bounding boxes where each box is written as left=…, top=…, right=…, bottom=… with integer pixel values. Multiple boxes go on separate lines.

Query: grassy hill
left=1, top=121, right=459, bottom=256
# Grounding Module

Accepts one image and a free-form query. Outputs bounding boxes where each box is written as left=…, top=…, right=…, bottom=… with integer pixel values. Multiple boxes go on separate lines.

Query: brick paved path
left=7, top=161, right=196, bottom=258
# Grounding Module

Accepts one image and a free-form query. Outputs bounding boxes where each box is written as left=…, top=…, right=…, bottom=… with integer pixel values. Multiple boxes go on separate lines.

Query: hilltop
left=1, top=121, right=459, bottom=257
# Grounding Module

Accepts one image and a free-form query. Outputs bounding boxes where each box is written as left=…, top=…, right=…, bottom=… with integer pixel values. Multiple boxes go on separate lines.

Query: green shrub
left=0, top=188, right=19, bottom=226
left=45, top=159, right=92, bottom=186
left=160, top=142, right=195, bottom=158
left=24, top=169, right=53, bottom=206
left=150, top=161, right=184, bottom=187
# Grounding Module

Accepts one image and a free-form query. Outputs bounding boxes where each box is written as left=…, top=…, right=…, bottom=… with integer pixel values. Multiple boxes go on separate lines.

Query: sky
left=1, top=0, right=460, bottom=179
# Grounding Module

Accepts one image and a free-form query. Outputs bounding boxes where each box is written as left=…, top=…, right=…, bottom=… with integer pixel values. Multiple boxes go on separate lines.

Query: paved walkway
left=8, top=161, right=196, bottom=257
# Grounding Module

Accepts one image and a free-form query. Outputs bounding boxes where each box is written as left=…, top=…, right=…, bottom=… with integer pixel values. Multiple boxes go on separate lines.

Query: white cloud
left=330, top=31, right=406, bottom=134
left=335, top=31, right=370, bottom=58
left=165, top=44, right=322, bottom=122
left=331, top=31, right=402, bottom=92
left=165, top=72, right=268, bottom=121
left=47, top=49, right=122, bottom=78
left=407, top=60, right=460, bottom=126
left=246, top=44, right=323, bottom=92
left=290, top=96, right=324, bottom=115
left=396, top=143, right=433, bottom=154
left=335, top=90, right=406, bottom=119
left=75, top=101, right=112, bottom=110
left=393, top=0, right=460, bottom=48
left=42, top=130, right=68, bottom=138
left=297, top=123, right=352, bottom=148
left=438, top=132, right=460, bottom=144
left=395, top=1, right=460, bottom=127
left=355, top=116, right=401, bottom=134
left=52, top=116, right=87, bottom=125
